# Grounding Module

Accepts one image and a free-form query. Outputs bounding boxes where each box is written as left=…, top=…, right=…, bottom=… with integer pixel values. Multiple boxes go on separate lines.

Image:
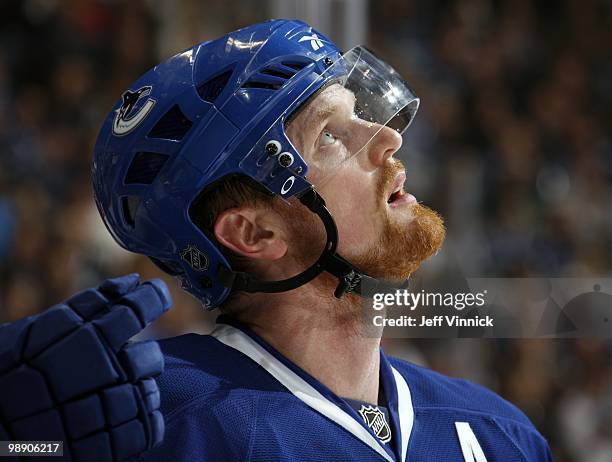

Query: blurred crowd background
left=0, top=0, right=610, bottom=460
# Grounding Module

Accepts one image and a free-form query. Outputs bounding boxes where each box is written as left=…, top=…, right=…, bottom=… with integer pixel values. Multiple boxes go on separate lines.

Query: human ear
left=213, top=208, right=288, bottom=261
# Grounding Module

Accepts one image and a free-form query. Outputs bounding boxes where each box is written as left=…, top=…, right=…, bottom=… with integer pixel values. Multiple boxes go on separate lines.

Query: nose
left=366, top=124, right=403, bottom=167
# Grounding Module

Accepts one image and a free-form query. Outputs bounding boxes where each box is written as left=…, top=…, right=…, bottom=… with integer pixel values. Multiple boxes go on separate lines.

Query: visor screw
left=295, top=166, right=303, bottom=174
left=278, top=152, right=294, bottom=167
left=265, top=140, right=281, bottom=155
left=323, top=57, right=333, bottom=67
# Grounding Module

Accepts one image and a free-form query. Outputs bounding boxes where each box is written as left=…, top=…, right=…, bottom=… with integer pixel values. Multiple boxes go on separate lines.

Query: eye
left=319, top=130, right=337, bottom=147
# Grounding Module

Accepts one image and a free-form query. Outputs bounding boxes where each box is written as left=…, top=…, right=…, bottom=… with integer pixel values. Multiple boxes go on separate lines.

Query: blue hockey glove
left=0, top=274, right=172, bottom=461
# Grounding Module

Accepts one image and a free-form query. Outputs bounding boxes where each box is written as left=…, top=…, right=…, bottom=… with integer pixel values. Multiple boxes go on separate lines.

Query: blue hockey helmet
left=92, top=19, right=419, bottom=309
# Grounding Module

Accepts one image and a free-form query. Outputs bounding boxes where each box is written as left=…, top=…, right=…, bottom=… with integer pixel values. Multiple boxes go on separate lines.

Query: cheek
left=314, top=169, right=380, bottom=255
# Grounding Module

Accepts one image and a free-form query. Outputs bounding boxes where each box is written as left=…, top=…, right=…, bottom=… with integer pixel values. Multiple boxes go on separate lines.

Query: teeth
left=388, top=189, right=403, bottom=203
left=387, top=173, right=406, bottom=203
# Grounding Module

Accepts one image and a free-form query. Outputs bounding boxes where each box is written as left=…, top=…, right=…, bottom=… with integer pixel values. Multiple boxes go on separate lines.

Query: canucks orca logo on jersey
left=112, top=85, right=156, bottom=136
left=359, top=405, right=392, bottom=443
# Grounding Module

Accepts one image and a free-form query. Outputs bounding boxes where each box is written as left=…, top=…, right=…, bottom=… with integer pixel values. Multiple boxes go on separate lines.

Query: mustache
left=377, top=159, right=405, bottom=199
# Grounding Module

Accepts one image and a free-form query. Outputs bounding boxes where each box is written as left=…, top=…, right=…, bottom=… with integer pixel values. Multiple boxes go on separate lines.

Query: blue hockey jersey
left=144, top=317, right=553, bottom=461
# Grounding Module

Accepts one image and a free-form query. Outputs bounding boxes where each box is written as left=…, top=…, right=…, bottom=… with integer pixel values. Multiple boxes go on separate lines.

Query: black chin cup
left=216, top=188, right=408, bottom=299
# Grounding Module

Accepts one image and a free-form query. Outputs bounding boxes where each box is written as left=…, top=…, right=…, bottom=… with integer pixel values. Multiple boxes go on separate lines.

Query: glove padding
left=0, top=274, right=172, bottom=462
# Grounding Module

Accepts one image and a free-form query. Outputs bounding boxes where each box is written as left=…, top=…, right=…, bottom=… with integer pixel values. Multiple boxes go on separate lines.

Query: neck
left=226, top=274, right=383, bottom=404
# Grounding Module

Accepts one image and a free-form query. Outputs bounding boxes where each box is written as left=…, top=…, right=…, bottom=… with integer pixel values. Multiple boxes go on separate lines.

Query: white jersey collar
left=210, top=322, right=415, bottom=462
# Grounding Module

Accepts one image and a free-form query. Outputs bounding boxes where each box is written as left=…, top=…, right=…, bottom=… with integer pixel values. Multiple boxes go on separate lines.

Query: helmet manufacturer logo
left=180, top=245, right=209, bottom=271
left=358, top=405, right=391, bottom=443
left=298, top=34, right=324, bottom=51
left=281, top=176, right=295, bottom=195
left=112, top=85, right=156, bottom=136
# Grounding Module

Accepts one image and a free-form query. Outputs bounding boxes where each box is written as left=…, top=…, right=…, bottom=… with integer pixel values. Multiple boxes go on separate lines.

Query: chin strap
left=216, top=188, right=408, bottom=299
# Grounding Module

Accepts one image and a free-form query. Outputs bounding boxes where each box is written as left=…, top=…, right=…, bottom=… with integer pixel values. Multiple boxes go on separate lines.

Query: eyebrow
left=307, top=106, right=335, bottom=131
left=286, top=86, right=356, bottom=155
left=306, top=87, right=357, bottom=130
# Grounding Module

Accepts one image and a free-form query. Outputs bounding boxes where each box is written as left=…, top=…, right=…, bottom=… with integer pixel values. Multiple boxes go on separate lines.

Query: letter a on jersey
left=455, top=422, right=487, bottom=462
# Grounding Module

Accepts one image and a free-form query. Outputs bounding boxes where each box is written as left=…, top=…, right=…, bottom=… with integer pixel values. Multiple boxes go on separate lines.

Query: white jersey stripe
left=392, top=367, right=414, bottom=462
left=211, top=324, right=393, bottom=462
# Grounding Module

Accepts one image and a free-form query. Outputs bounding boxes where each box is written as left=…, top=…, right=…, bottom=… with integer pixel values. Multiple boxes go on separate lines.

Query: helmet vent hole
left=281, top=61, right=308, bottom=71
left=260, top=68, right=295, bottom=79
left=197, top=69, right=234, bottom=103
left=148, top=105, right=193, bottom=141
left=121, top=196, right=140, bottom=228
left=242, top=80, right=284, bottom=91
left=125, top=152, right=169, bottom=184
left=242, top=61, right=309, bottom=91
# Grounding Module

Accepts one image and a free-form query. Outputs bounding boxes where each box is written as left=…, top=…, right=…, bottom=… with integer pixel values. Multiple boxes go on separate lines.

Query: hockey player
left=1, top=20, right=553, bottom=461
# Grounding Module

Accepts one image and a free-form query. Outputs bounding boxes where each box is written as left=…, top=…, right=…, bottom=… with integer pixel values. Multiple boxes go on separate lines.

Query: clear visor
left=285, top=46, right=419, bottom=188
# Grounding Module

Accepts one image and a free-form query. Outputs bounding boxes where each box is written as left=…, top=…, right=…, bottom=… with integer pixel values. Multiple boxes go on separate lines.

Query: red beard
left=351, top=160, right=446, bottom=281
left=281, top=160, right=445, bottom=283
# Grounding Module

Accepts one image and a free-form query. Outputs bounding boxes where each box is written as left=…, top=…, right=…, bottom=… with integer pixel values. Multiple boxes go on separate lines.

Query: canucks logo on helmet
left=113, top=85, right=156, bottom=136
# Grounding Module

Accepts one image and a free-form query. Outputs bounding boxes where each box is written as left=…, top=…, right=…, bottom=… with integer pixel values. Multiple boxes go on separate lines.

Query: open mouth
left=387, top=171, right=406, bottom=204
left=387, top=188, right=405, bottom=204
left=386, top=171, right=416, bottom=206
